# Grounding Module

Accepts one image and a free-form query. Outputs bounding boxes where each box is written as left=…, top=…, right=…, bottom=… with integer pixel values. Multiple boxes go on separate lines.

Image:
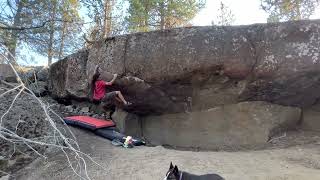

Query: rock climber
left=90, top=65, right=132, bottom=108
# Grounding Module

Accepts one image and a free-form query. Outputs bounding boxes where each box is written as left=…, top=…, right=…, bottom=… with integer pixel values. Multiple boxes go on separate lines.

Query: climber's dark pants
left=93, top=92, right=118, bottom=119
left=102, top=91, right=118, bottom=103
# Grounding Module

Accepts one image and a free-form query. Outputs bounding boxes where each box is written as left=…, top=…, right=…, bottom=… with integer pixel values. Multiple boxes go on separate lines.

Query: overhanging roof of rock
left=88, top=20, right=320, bottom=82
left=49, top=20, right=320, bottom=115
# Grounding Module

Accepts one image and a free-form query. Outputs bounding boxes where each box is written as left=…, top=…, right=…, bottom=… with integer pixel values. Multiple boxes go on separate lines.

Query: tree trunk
left=48, top=1, right=57, bottom=66
left=295, top=0, right=301, bottom=20
left=102, top=0, right=114, bottom=38
left=159, top=2, right=165, bottom=30
left=8, top=0, right=24, bottom=62
left=144, top=1, right=150, bottom=31
left=58, top=22, right=67, bottom=60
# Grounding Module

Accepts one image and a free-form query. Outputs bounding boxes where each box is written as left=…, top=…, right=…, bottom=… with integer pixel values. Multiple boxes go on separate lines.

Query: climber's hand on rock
left=110, top=74, right=118, bottom=84
left=95, top=65, right=99, bottom=71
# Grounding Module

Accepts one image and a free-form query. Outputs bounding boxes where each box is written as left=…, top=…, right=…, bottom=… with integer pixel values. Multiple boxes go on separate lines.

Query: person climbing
left=91, top=65, right=132, bottom=107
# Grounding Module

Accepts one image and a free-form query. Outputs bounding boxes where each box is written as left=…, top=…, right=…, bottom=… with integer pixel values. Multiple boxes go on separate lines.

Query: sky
left=19, top=0, right=320, bottom=66
left=193, top=0, right=269, bottom=25
left=193, top=0, right=320, bottom=26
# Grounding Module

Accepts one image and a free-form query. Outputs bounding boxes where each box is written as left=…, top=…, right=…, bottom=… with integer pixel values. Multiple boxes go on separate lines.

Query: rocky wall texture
left=50, top=20, right=320, bottom=114
left=0, top=83, right=49, bottom=176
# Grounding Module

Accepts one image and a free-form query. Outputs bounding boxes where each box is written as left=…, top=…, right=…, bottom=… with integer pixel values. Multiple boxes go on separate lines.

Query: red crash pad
left=63, top=116, right=115, bottom=130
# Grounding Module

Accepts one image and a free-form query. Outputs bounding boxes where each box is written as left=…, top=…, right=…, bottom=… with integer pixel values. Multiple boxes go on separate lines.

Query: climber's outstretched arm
left=108, top=74, right=118, bottom=84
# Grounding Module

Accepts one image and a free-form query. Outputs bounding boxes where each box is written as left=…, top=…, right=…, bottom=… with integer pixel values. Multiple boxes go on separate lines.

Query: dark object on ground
left=63, top=116, right=115, bottom=130
left=164, top=162, right=224, bottom=180
left=95, top=128, right=125, bottom=141
left=95, top=128, right=146, bottom=146
left=111, top=139, right=123, bottom=146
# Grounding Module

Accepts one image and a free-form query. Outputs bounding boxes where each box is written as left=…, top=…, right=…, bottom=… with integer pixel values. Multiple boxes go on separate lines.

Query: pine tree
left=0, top=0, right=30, bottom=62
left=215, top=2, right=235, bottom=26
left=25, top=0, right=82, bottom=65
left=126, top=0, right=206, bottom=32
left=81, top=0, right=125, bottom=42
left=0, top=0, right=83, bottom=65
left=261, top=0, right=320, bottom=22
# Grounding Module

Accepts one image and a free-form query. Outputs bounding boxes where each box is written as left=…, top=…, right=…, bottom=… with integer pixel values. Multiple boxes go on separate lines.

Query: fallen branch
left=0, top=80, right=18, bottom=87
left=0, top=44, right=104, bottom=179
left=268, top=132, right=287, bottom=143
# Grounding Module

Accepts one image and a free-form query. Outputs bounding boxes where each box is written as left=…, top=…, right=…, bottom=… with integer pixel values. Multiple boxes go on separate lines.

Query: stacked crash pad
left=64, top=116, right=145, bottom=146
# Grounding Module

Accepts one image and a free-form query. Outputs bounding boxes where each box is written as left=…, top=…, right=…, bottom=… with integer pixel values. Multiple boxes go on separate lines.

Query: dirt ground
left=11, top=128, right=320, bottom=180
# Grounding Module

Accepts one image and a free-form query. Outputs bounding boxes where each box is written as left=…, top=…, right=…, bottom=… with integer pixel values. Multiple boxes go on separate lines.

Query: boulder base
left=142, top=102, right=301, bottom=149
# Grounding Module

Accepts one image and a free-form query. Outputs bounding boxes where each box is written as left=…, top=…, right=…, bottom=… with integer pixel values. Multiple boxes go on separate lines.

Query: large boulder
left=142, top=101, right=301, bottom=149
left=0, top=64, right=16, bottom=83
left=87, top=20, right=320, bottom=113
left=28, top=81, right=48, bottom=96
left=36, top=67, right=49, bottom=82
left=47, top=20, right=319, bottom=149
left=49, top=20, right=320, bottom=115
left=16, top=66, right=48, bottom=84
left=48, top=50, right=89, bottom=99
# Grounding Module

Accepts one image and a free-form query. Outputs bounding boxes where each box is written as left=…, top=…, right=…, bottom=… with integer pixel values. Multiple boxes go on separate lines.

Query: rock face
left=50, top=20, right=320, bottom=114
left=302, top=103, right=320, bottom=132
left=48, top=50, right=88, bottom=99
left=89, top=21, right=320, bottom=113
left=47, top=20, right=320, bottom=149
left=111, top=109, right=142, bottom=137
left=0, top=64, right=16, bottom=83
left=0, top=83, right=49, bottom=176
left=17, top=66, right=48, bottom=83
left=35, top=66, right=49, bottom=82
left=142, top=101, right=301, bottom=149
left=28, top=81, right=48, bottom=96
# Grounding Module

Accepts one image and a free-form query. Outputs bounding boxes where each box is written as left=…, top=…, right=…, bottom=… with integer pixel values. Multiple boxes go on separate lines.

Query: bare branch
left=0, top=44, right=105, bottom=179
left=83, top=34, right=96, bottom=44
left=0, top=19, right=73, bottom=31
